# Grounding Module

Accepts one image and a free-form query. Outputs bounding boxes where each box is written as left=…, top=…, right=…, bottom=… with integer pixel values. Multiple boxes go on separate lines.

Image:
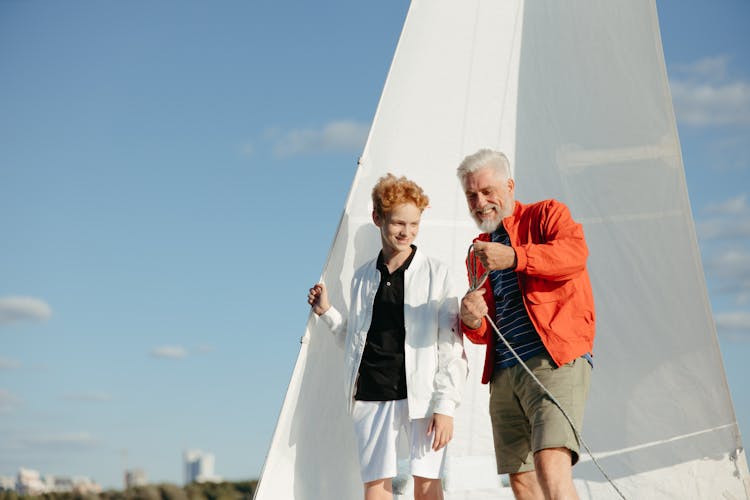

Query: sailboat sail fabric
left=254, top=1, right=750, bottom=498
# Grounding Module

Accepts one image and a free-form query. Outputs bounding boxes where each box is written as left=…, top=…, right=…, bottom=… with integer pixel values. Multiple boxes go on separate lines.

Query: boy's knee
left=412, top=476, right=443, bottom=500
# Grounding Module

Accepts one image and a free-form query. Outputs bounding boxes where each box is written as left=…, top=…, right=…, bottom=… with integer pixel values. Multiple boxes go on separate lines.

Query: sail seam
left=577, top=210, right=683, bottom=224
left=578, top=423, right=739, bottom=462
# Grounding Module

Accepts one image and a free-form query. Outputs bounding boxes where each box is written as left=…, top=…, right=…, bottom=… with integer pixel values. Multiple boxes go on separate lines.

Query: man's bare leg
left=534, top=447, right=579, bottom=500
left=509, top=470, right=544, bottom=500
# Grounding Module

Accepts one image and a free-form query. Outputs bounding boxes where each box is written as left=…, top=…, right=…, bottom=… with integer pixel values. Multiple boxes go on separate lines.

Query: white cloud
left=240, top=143, right=255, bottom=157
left=150, top=345, right=188, bottom=359
left=22, top=431, right=101, bottom=450
left=706, top=248, right=750, bottom=275
left=670, top=80, right=750, bottom=126
left=669, top=55, right=750, bottom=127
left=269, top=119, right=369, bottom=157
left=696, top=216, right=750, bottom=240
left=704, top=194, right=748, bottom=215
left=697, top=194, right=750, bottom=240
left=0, top=358, right=21, bottom=370
left=715, top=311, right=750, bottom=341
left=672, top=55, right=730, bottom=82
left=703, top=248, right=750, bottom=305
left=0, top=296, right=52, bottom=326
left=63, top=391, right=113, bottom=402
left=0, top=389, right=20, bottom=414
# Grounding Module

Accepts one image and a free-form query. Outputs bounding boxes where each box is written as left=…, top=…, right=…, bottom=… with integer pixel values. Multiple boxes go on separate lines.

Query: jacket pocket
left=524, top=279, right=575, bottom=304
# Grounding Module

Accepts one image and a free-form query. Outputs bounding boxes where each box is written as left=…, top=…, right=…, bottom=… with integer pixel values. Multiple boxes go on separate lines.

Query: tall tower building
left=183, top=450, right=221, bottom=484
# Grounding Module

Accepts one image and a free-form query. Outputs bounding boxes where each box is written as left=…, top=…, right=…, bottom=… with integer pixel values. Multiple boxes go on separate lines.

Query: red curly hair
left=371, top=173, right=429, bottom=217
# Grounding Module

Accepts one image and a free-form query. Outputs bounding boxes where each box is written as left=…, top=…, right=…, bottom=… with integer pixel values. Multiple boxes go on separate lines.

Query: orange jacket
left=462, top=200, right=596, bottom=384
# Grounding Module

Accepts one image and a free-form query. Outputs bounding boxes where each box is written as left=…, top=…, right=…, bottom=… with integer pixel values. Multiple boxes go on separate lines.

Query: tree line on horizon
left=0, top=480, right=258, bottom=500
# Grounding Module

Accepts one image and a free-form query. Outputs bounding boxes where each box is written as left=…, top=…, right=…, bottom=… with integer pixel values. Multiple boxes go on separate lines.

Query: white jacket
left=320, top=249, right=467, bottom=419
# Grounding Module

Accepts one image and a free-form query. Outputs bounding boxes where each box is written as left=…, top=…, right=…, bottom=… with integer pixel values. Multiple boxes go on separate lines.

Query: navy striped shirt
left=490, top=226, right=547, bottom=370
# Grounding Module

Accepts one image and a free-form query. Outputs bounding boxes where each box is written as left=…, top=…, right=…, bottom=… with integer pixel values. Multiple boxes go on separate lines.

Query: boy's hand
left=307, top=283, right=331, bottom=316
left=427, top=413, right=454, bottom=451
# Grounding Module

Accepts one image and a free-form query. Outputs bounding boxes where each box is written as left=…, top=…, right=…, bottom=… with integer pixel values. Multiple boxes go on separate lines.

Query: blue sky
left=1, top=0, right=748, bottom=490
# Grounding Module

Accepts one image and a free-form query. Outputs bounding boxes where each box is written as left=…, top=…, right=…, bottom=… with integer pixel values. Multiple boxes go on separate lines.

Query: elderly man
left=457, top=149, right=595, bottom=500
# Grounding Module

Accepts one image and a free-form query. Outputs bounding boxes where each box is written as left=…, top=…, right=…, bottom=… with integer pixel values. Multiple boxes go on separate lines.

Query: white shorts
left=351, top=399, right=446, bottom=483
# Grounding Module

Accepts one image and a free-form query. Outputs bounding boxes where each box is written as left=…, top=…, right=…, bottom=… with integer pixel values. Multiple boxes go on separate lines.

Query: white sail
left=254, top=1, right=750, bottom=499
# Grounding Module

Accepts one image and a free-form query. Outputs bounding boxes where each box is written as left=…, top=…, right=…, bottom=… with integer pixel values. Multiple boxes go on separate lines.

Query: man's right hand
left=472, top=240, right=517, bottom=271
left=460, top=288, right=487, bottom=328
left=307, top=283, right=331, bottom=316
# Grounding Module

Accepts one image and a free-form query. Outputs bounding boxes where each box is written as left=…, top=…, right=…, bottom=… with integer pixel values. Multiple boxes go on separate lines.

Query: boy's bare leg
left=413, top=476, right=444, bottom=500
left=364, top=478, right=393, bottom=500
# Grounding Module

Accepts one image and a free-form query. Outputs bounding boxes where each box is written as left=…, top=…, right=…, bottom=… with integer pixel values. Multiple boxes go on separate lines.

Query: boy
left=308, top=173, right=467, bottom=500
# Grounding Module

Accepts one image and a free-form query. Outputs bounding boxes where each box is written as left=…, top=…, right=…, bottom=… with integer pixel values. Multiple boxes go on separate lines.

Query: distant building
left=17, top=468, right=46, bottom=496
left=45, top=474, right=101, bottom=494
left=183, top=449, right=222, bottom=484
left=14, top=468, right=100, bottom=495
left=0, top=476, right=15, bottom=492
left=69, top=476, right=102, bottom=494
left=45, top=475, right=74, bottom=493
left=125, top=468, right=148, bottom=488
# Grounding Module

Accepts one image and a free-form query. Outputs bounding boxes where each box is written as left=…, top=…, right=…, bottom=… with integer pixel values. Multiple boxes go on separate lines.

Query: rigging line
left=451, top=1, right=483, bottom=268
left=457, top=0, right=482, bottom=156
left=467, top=244, right=627, bottom=500
left=495, top=0, right=524, bottom=152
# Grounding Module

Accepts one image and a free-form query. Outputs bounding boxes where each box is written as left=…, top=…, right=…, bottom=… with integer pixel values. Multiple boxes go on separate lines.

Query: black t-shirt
left=354, top=246, right=416, bottom=401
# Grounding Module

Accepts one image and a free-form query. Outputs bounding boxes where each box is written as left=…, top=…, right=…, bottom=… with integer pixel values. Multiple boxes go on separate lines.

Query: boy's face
left=372, top=202, right=422, bottom=256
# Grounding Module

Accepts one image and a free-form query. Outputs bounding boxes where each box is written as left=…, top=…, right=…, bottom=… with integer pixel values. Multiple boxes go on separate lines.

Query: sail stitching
left=579, top=423, right=739, bottom=461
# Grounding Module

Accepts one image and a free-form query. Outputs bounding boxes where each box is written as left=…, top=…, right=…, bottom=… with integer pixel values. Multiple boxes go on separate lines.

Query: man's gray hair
left=456, top=149, right=512, bottom=185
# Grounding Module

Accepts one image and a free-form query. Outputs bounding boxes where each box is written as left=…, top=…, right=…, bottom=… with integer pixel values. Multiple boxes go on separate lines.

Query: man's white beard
left=471, top=202, right=504, bottom=233
left=475, top=216, right=502, bottom=233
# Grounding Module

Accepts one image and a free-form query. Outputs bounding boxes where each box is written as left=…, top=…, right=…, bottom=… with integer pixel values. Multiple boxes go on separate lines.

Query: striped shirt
left=490, top=225, right=547, bottom=370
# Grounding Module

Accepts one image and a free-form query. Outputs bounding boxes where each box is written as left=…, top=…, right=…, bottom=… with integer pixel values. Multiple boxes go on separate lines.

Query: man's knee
left=535, top=447, right=574, bottom=471
left=533, top=448, right=579, bottom=499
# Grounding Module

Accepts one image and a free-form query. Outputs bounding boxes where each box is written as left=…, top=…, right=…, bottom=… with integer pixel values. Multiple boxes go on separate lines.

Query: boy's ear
left=372, top=210, right=382, bottom=227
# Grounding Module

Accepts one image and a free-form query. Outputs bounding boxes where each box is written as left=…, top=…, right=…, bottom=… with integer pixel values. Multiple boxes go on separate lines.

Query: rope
left=467, top=244, right=489, bottom=292
left=467, top=245, right=627, bottom=500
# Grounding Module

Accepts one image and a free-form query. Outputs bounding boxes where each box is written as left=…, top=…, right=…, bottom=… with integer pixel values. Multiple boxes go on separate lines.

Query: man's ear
left=507, top=178, right=515, bottom=194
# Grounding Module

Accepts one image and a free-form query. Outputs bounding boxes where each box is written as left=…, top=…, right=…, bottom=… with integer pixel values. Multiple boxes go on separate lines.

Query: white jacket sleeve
left=432, top=270, right=468, bottom=417
left=319, top=306, right=347, bottom=350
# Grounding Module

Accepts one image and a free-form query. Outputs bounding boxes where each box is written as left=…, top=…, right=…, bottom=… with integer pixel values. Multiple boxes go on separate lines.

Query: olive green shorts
left=488, top=352, right=591, bottom=474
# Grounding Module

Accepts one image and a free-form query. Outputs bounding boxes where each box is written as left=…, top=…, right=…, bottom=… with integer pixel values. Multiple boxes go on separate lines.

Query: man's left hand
left=427, top=413, right=454, bottom=451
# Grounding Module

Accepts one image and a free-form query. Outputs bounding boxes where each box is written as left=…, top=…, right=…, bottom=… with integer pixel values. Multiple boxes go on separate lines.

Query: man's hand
left=461, top=289, right=487, bottom=329
left=427, top=413, right=454, bottom=451
left=307, top=283, right=331, bottom=316
left=472, top=240, right=517, bottom=271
